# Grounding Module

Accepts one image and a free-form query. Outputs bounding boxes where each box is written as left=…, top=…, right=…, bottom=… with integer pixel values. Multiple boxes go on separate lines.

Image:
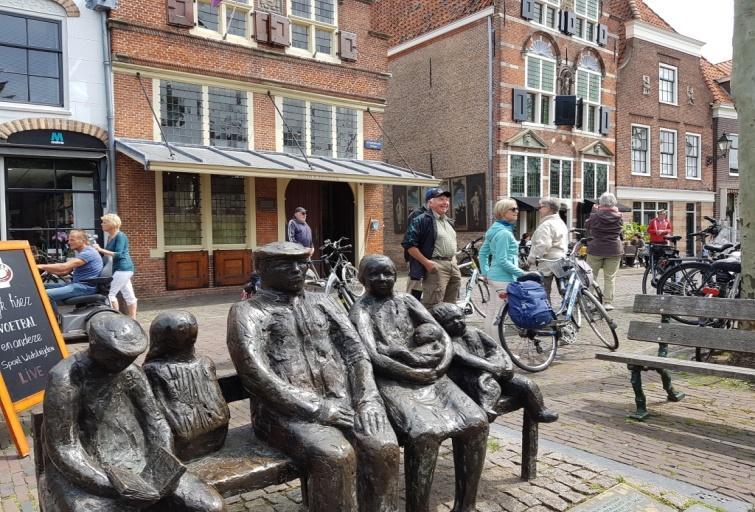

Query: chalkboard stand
left=0, top=241, right=68, bottom=457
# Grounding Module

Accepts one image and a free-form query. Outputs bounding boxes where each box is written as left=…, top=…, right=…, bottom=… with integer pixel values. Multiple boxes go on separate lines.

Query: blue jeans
left=45, top=282, right=96, bottom=314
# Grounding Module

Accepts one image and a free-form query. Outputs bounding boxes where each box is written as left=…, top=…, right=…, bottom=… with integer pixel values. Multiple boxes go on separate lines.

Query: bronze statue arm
left=227, top=303, right=321, bottom=419
left=452, top=340, right=507, bottom=377
left=127, top=366, right=175, bottom=451
left=478, top=330, right=514, bottom=379
left=405, top=295, right=454, bottom=375
left=349, top=303, right=438, bottom=384
left=43, top=363, right=115, bottom=497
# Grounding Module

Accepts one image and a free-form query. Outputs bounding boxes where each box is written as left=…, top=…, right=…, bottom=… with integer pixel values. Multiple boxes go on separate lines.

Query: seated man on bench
left=42, top=312, right=225, bottom=512
left=227, top=242, right=399, bottom=512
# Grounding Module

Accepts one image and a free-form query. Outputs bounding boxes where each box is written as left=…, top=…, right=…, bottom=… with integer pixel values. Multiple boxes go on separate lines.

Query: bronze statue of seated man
left=430, top=302, right=558, bottom=423
left=144, top=311, right=231, bottom=461
left=42, top=312, right=225, bottom=512
left=226, top=242, right=399, bottom=512
left=349, top=254, right=489, bottom=512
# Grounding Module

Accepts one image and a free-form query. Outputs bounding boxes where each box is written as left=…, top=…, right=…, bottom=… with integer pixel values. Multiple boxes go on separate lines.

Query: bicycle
left=456, top=237, right=490, bottom=318
left=497, top=237, right=618, bottom=372
left=310, top=237, right=364, bottom=309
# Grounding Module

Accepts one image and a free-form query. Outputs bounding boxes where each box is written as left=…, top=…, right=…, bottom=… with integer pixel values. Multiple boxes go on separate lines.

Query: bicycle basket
left=575, top=259, right=594, bottom=288
left=547, top=258, right=572, bottom=278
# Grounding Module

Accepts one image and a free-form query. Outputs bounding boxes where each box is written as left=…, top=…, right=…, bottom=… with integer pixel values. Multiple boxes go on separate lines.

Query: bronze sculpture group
left=42, top=241, right=557, bottom=512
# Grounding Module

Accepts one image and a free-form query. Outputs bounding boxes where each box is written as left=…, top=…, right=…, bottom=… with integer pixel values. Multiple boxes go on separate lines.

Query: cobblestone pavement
left=1, top=267, right=753, bottom=511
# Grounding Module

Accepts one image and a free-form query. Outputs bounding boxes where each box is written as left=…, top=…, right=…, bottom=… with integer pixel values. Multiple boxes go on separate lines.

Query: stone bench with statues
left=33, top=241, right=558, bottom=512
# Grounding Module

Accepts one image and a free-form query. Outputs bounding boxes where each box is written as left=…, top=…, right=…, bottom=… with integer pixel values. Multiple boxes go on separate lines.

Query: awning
left=513, top=197, right=542, bottom=211
left=582, top=198, right=632, bottom=213
left=115, top=139, right=439, bottom=187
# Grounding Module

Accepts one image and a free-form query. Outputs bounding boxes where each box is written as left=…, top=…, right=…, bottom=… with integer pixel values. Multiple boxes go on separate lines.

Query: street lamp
left=705, top=133, right=733, bottom=165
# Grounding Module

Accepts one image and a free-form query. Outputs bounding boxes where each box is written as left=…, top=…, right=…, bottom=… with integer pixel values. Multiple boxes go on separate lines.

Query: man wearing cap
left=402, top=187, right=461, bottom=309
left=287, top=206, right=314, bottom=256
left=227, top=242, right=399, bottom=512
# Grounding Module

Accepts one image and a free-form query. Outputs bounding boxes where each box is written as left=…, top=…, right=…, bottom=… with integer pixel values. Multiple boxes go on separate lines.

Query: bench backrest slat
left=633, top=295, right=755, bottom=321
left=628, top=321, right=755, bottom=353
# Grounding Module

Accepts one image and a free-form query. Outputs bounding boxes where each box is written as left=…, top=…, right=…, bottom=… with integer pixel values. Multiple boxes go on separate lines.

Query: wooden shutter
left=521, top=0, right=535, bottom=20
left=512, top=89, right=528, bottom=122
left=575, top=98, right=584, bottom=129
left=555, top=95, right=577, bottom=126
left=254, top=11, right=270, bottom=43
left=559, top=10, right=576, bottom=35
left=269, top=13, right=290, bottom=46
left=167, top=0, right=194, bottom=27
left=338, top=31, right=357, bottom=62
left=213, top=249, right=252, bottom=287
left=596, top=23, right=608, bottom=46
left=599, top=106, right=611, bottom=136
left=166, top=251, right=209, bottom=290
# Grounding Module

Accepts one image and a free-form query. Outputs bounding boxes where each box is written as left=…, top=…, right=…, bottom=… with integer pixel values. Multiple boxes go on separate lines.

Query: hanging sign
left=0, top=241, right=67, bottom=457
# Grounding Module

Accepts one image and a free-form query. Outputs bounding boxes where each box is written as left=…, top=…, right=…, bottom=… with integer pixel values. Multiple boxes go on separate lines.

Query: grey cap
left=294, top=206, right=307, bottom=214
left=254, top=241, right=311, bottom=265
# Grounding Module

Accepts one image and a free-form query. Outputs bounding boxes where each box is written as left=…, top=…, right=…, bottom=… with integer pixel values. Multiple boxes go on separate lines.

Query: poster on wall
left=393, top=186, right=407, bottom=234
left=451, top=178, right=467, bottom=230
left=406, top=187, right=421, bottom=216
left=466, top=174, right=486, bottom=232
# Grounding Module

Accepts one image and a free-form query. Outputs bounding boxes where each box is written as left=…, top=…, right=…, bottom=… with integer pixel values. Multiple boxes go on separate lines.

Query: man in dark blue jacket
left=402, top=188, right=460, bottom=309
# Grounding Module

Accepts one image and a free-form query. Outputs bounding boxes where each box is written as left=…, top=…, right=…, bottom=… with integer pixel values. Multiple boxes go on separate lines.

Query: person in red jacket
left=648, top=210, right=672, bottom=243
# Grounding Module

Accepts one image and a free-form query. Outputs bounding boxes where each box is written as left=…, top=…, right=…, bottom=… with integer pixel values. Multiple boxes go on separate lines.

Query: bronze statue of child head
left=430, top=302, right=467, bottom=338
left=146, top=310, right=198, bottom=361
left=88, top=312, right=148, bottom=373
left=358, top=254, right=396, bottom=298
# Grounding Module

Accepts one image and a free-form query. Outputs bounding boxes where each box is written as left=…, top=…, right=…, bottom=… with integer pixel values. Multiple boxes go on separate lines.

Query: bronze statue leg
left=164, top=471, right=226, bottom=511
left=404, top=438, right=441, bottom=512
left=500, top=375, right=558, bottom=422
left=351, top=429, right=400, bottom=512
left=451, top=423, right=489, bottom=512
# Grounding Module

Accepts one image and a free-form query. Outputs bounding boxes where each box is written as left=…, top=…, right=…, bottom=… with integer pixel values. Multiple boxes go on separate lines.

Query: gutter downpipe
left=487, top=13, right=495, bottom=223
left=101, top=10, right=116, bottom=213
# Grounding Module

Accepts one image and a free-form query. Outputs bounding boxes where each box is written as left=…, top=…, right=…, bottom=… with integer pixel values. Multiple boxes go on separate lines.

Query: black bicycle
left=309, top=237, right=364, bottom=309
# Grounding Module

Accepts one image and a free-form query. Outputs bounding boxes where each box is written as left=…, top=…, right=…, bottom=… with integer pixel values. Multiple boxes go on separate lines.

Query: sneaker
left=604, top=303, right=614, bottom=311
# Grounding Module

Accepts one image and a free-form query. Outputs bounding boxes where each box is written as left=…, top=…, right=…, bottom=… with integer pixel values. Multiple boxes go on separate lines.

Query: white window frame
left=524, top=54, right=557, bottom=127
left=286, top=0, right=340, bottom=64
left=574, top=0, right=600, bottom=43
left=659, top=128, right=677, bottom=178
left=575, top=67, right=602, bottom=133
left=548, top=157, right=573, bottom=199
left=728, top=134, right=739, bottom=176
left=275, top=96, right=363, bottom=159
left=632, top=201, right=669, bottom=225
left=530, top=0, right=560, bottom=30
left=630, top=124, right=651, bottom=176
left=191, top=0, right=255, bottom=48
left=581, top=160, right=609, bottom=199
left=508, top=153, right=544, bottom=198
left=659, top=63, right=678, bottom=105
left=684, top=132, right=701, bottom=180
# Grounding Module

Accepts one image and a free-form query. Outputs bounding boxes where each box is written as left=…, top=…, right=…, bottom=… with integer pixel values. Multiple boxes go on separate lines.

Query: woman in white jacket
left=527, top=198, right=569, bottom=298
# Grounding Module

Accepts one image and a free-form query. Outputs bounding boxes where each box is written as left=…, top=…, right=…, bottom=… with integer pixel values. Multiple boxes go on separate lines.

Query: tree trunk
left=732, top=1, right=755, bottom=300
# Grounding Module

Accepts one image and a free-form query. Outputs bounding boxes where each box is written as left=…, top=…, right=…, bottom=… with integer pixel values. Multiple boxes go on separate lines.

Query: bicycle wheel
left=498, top=304, right=558, bottom=372
left=656, top=262, right=714, bottom=325
left=340, top=263, right=365, bottom=298
left=578, top=290, right=619, bottom=350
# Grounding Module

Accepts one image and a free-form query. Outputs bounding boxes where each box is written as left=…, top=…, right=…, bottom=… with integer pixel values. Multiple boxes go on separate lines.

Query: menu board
left=0, top=241, right=67, bottom=457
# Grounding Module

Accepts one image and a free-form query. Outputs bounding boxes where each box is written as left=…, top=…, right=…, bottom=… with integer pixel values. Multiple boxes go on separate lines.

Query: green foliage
left=623, top=222, right=648, bottom=241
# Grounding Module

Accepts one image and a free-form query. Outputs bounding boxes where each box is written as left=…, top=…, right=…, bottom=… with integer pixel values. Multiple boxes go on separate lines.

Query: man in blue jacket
left=402, top=188, right=460, bottom=309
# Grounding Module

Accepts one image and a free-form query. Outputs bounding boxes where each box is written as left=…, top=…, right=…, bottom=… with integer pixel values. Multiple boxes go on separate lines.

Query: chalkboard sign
left=0, top=241, right=67, bottom=457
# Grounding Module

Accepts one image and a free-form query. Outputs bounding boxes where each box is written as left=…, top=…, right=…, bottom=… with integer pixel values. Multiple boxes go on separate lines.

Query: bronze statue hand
left=317, top=399, right=355, bottom=429
left=356, top=401, right=387, bottom=435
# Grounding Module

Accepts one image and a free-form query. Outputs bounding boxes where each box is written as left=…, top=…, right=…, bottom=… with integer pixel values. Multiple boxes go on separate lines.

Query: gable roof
left=609, top=0, right=677, bottom=33
left=700, top=58, right=734, bottom=105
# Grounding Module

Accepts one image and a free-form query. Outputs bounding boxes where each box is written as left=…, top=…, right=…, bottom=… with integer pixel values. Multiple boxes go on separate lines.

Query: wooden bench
left=596, top=295, right=755, bottom=421
left=32, top=373, right=303, bottom=511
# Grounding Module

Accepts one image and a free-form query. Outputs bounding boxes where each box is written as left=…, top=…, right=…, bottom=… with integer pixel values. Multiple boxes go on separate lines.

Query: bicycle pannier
left=506, top=281, right=555, bottom=329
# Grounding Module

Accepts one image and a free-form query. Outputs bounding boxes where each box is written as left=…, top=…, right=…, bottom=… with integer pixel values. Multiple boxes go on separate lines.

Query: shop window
left=631, top=125, right=650, bottom=175
left=281, top=97, right=359, bottom=158
left=660, top=128, right=676, bottom=177
left=659, top=64, right=677, bottom=104
left=685, top=133, right=701, bottom=179
left=574, top=0, right=599, bottom=41
left=209, top=87, right=248, bottom=148
left=163, top=172, right=202, bottom=246
left=160, top=81, right=204, bottom=144
left=195, top=0, right=251, bottom=39
left=582, top=161, right=607, bottom=199
left=211, top=175, right=246, bottom=244
left=549, top=159, right=571, bottom=198
left=510, top=155, right=542, bottom=197
left=336, top=107, right=358, bottom=158
left=0, top=11, right=63, bottom=107
left=5, top=158, right=100, bottom=260
left=632, top=201, right=668, bottom=225
left=289, top=0, right=337, bottom=57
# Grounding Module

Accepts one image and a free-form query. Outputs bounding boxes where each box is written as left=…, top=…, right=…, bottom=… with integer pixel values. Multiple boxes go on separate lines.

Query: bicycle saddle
left=704, top=243, right=733, bottom=253
left=665, top=235, right=682, bottom=243
left=711, top=258, right=741, bottom=273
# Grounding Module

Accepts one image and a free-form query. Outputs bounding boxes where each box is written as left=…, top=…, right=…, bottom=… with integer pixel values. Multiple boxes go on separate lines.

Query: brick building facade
left=612, top=0, right=715, bottom=255
left=107, top=0, right=436, bottom=298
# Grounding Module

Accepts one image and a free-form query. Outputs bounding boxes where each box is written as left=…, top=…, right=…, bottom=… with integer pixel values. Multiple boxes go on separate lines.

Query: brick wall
left=255, top=178, right=279, bottom=246
left=363, top=184, right=384, bottom=256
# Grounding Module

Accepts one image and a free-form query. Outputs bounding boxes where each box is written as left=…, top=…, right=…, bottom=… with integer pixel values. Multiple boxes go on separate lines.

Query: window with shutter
left=599, top=107, right=610, bottom=136
left=167, top=0, right=194, bottom=27
left=526, top=0, right=560, bottom=28
left=512, top=89, right=528, bottom=122
left=596, top=23, right=608, bottom=46
left=559, top=10, right=576, bottom=35
left=288, top=0, right=338, bottom=60
left=193, top=0, right=251, bottom=39
left=573, top=0, right=599, bottom=41
left=338, top=31, right=357, bottom=61
left=575, top=68, right=601, bottom=133
left=521, top=0, right=535, bottom=20
left=254, top=12, right=270, bottom=43
left=555, top=96, right=577, bottom=126
left=525, top=55, right=556, bottom=124
left=269, top=13, right=290, bottom=46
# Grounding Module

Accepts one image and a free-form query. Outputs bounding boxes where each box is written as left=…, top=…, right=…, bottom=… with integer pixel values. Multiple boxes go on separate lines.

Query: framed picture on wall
left=407, top=186, right=421, bottom=217
left=451, top=178, right=467, bottom=230
left=393, top=185, right=407, bottom=234
left=466, top=173, right=486, bottom=232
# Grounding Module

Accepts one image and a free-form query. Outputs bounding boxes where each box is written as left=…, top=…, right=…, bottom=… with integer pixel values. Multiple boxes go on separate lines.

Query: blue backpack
left=506, top=281, right=555, bottom=329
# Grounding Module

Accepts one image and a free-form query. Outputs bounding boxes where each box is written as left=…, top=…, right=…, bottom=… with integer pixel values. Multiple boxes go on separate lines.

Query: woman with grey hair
left=585, top=192, right=623, bottom=310
left=528, top=198, right=568, bottom=298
